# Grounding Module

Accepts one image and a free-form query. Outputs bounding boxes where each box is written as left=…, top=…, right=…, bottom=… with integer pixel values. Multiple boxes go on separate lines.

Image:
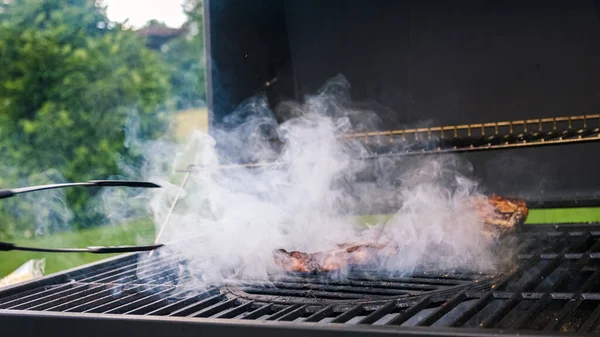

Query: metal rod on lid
left=149, top=167, right=192, bottom=256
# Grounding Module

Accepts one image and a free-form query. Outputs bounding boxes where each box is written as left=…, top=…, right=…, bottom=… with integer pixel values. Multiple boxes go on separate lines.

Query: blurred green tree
left=161, top=0, right=205, bottom=110
left=0, top=0, right=170, bottom=236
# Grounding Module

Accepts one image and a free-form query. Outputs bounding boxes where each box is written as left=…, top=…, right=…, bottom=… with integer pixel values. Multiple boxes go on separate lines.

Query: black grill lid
left=205, top=0, right=600, bottom=200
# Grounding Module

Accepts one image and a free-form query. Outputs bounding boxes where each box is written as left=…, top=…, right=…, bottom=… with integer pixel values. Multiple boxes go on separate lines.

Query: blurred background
left=0, top=0, right=207, bottom=278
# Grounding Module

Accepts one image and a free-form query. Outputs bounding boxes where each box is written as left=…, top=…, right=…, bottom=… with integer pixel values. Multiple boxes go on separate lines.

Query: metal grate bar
left=544, top=263, right=600, bottom=330
left=549, top=255, right=592, bottom=292
left=0, top=275, right=124, bottom=309
left=266, top=304, right=302, bottom=321
left=167, top=294, right=225, bottom=317
left=78, top=286, right=148, bottom=313
left=357, top=301, right=396, bottom=325
left=242, top=287, right=380, bottom=300
left=31, top=264, right=181, bottom=312
left=579, top=268, right=600, bottom=293
left=214, top=301, right=255, bottom=319
left=561, top=232, right=595, bottom=254
left=0, top=254, right=178, bottom=310
left=416, top=290, right=468, bottom=326
left=241, top=303, right=273, bottom=320
left=87, top=256, right=174, bottom=284
left=303, top=305, right=333, bottom=322
left=103, top=286, right=176, bottom=314
left=448, top=292, right=495, bottom=327
left=545, top=295, right=584, bottom=331
left=386, top=296, right=432, bottom=326
left=276, top=275, right=458, bottom=288
left=188, top=298, right=238, bottom=318
left=511, top=293, right=552, bottom=329
left=276, top=305, right=307, bottom=321
left=64, top=286, right=159, bottom=314
left=330, top=304, right=364, bottom=323
left=266, top=282, right=412, bottom=296
left=579, top=302, right=600, bottom=332
left=505, top=255, right=559, bottom=293
left=112, top=259, right=181, bottom=285
left=66, top=258, right=134, bottom=283
left=356, top=275, right=469, bottom=286
left=493, top=255, right=543, bottom=292
left=517, top=253, right=600, bottom=260
left=518, top=256, right=564, bottom=292
left=25, top=284, right=116, bottom=311
left=123, top=297, right=173, bottom=316
left=123, top=289, right=197, bottom=315
left=586, top=237, right=600, bottom=252
left=480, top=294, right=522, bottom=328
left=38, top=271, right=179, bottom=312
left=143, top=289, right=218, bottom=316
left=41, top=285, right=121, bottom=312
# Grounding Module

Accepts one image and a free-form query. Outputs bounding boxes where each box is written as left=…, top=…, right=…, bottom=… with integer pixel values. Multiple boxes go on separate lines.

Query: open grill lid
left=204, top=0, right=600, bottom=202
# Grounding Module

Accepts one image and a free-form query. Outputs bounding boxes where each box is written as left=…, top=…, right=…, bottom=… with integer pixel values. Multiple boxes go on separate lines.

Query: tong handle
left=0, top=241, right=163, bottom=254
left=0, top=189, right=15, bottom=200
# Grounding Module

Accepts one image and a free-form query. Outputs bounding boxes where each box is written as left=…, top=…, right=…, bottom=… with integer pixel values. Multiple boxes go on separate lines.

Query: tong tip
left=89, top=180, right=161, bottom=188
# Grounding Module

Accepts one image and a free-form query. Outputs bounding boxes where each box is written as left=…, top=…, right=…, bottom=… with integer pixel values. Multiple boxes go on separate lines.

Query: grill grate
left=1, top=225, right=600, bottom=333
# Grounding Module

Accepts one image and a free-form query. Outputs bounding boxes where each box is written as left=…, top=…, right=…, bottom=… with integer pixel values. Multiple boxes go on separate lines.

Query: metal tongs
left=0, top=179, right=164, bottom=254
left=0, top=180, right=159, bottom=199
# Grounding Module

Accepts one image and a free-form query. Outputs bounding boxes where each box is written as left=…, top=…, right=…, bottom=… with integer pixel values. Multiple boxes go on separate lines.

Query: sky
left=100, top=0, right=187, bottom=29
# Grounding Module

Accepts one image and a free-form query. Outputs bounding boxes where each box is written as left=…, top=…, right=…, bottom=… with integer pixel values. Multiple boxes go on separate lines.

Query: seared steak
left=274, top=195, right=528, bottom=273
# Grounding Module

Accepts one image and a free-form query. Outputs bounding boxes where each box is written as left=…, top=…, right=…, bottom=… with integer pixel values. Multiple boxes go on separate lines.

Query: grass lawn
left=357, top=207, right=600, bottom=226
left=0, top=219, right=155, bottom=278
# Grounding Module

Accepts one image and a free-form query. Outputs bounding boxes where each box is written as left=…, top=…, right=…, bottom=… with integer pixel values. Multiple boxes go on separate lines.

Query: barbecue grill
left=3, top=0, right=600, bottom=336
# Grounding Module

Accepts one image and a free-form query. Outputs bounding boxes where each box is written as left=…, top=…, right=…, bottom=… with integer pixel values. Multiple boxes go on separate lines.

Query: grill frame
left=0, top=309, right=578, bottom=337
left=2, top=223, right=600, bottom=336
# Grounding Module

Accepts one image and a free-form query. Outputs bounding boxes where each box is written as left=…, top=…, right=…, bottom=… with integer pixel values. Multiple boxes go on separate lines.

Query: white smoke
left=140, top=75, right=502, bottom=289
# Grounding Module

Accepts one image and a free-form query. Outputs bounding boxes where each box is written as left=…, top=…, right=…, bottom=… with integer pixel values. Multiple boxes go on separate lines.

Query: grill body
left=2, top=223, right=600, bottom=336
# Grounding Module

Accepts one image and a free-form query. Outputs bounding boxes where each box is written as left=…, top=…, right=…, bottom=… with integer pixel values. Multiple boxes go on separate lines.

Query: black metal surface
left=205, top=0, right=600, bottom=201
left=0, top=310, right=576, bottom=337
left=2, top=224, right=600, bottom=336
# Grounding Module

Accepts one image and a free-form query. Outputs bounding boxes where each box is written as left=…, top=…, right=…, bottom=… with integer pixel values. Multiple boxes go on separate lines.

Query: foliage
left=161, top=0, right=205, bottom=110
left=0, top=0, right=170, bottom=237
left=0, top=217, right=154, bottom=277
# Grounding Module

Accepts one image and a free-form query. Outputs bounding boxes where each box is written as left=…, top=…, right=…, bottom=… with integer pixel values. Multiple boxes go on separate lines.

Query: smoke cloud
left=137, top=75, right=505, bottom=290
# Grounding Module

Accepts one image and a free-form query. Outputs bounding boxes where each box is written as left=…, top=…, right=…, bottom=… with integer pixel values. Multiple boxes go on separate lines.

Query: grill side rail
left=0, top=309, right=580, bottom=337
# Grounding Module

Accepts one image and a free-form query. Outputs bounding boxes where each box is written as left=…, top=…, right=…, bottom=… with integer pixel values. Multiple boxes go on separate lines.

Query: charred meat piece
left=274, top=195, right=528, bottom=273
left=273, top=249, right=322, bottom=273
left=475, top=194, right=529, bottom=237
left=274, top=243, right=398, bottom=273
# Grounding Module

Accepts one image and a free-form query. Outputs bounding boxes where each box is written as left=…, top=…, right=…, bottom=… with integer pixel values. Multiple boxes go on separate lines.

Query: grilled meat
left=273, top=243, right=399, bottom=273
left=274, top=195, right=528, bottom=273
left=475, top=194, right=529, bottom=237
